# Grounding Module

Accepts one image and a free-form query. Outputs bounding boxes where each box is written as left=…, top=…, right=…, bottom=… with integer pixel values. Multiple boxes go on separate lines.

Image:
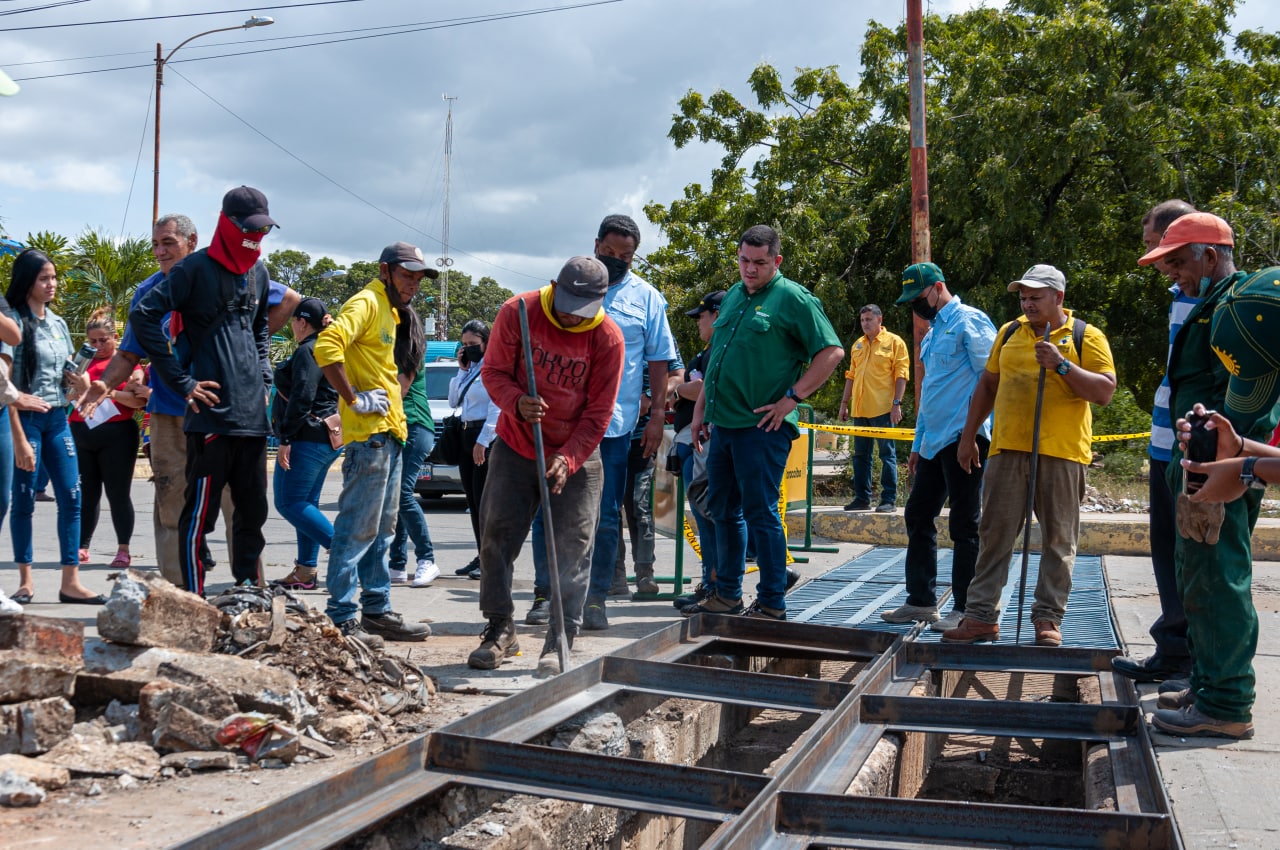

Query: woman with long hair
left=272, top=298, right=342, bottom=590
left=388, top=295, right=439, bottom=587
left=6, top=249, right=101, bottom=604
left=450, top=318, right=499, bottom=581
left=68, top=307, right=149, bottom=567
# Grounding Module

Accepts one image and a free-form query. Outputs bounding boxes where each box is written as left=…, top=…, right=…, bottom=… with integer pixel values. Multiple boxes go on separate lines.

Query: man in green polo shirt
left=686, top=225, right=844, bottom=619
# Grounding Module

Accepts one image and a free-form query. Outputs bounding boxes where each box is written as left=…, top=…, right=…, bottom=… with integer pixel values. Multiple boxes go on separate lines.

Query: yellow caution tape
left=799, top=422, right=1151, bottom=444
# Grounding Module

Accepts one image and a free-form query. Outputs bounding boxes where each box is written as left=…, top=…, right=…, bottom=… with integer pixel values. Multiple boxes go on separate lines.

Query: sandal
left=110, top=552, right=132, bottom=568
left=272, top=564, right=319, bottom=591
left=10, top=588, right=33, bottom=604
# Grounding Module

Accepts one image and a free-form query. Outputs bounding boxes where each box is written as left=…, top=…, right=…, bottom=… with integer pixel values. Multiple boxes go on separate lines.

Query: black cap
left=378, top=242, right=440, bottom=277
left=221, top=185, right=278, bottom=230
left=293, top=297, right=328, bottom=329
left=685, top=290, right=726, bottom=317
left=552, top=256, right=609, bottom=318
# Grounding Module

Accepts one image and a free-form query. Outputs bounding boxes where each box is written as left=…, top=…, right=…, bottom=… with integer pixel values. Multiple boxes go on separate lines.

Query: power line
left=10, top=1, right=623, bottom=82
left=0, top=0, right=93, bottom=16
left=0, top=0, right=368, bottom=31
left=166, top=66, right=543, bottom=281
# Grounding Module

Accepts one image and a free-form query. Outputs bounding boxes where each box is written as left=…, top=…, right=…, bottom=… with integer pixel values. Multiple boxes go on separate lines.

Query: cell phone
left=1184, top=410, right=1219, bottom=490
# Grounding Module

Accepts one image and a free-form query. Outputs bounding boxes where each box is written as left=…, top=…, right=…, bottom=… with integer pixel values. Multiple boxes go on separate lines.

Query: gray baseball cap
left=552, top=256, right=609, bottom=318
left=1007, top=264, right=1066, bottom=292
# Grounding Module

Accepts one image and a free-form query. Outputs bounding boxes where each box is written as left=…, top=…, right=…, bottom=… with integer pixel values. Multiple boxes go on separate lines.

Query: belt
left=462, top=419, right=486, bottom=429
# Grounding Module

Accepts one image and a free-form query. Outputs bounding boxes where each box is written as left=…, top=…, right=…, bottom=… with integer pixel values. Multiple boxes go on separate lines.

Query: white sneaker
left=931, top=609, right=964, bottom=632
left=389, top=568, right=410, bottom=585
left=0, top=588, right=22, bottom=616
left=411, top=559, right=439, bottom=587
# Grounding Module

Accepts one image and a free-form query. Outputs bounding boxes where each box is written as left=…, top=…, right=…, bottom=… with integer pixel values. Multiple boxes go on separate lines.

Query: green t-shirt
left=703, top=272, right=842, bottom=436
left=402, top=364, right=434, bottom=430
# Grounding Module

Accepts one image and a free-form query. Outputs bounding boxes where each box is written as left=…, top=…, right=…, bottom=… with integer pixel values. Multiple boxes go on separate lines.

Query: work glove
left=351, top=388, right=390, bottom=416
left=1176, top=492, right=1225, bottom=545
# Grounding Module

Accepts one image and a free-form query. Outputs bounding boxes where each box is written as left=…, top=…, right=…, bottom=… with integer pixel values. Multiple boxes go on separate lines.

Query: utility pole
left=436, top=94, right=457, bottom=340
left=907, top=0, right=930, bottom=403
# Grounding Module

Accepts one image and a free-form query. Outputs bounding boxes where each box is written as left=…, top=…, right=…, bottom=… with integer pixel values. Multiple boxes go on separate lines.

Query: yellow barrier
left=799, top=422, right=1151, bottom=444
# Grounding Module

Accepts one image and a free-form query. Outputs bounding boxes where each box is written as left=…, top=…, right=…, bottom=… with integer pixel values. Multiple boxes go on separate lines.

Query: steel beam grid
left=182, top=612, right=1181, bottom=850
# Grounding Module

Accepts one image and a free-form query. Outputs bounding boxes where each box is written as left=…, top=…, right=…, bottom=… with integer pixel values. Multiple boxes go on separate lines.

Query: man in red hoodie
left=468, top=256, right=624, bottom=677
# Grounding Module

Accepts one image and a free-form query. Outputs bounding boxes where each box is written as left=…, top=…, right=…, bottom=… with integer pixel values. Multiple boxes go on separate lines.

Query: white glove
left=351, top=388, right=390, bottom=416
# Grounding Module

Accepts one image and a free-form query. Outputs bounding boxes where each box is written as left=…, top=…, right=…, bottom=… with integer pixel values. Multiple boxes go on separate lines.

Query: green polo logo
left=381, top=329, right=393, bottom=345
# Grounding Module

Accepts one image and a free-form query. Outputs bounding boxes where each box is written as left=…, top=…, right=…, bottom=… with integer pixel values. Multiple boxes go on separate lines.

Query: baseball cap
left=686, top=290, right=726, bottom=317
left=1211, top=268, right=1280, bottom=418
left=222, top=186, right=278, bottom=230
left=896, top=262, right=945, bottom=304
left=1138, top=212, right=1234, bottom=266
left=293, top=296, right=328, bottom=329
left=1008, top=264, right=1066, bottom=292
left=552, top=256, right=609, bottom=318
left=378, top=242, right=440, bottom=278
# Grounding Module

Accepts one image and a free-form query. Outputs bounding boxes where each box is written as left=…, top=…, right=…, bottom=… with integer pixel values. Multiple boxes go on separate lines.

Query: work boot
left=1152, top=704, right=1253, bottom=740
left=607, top=567, right=630, bottom=597
left=875, top=501, right=895, bottom=513
left=941, top=618, right=998, bottom=644
left=681, top=592, right=745, bottom=617
left=635, top=564, right=659, bottom=595
left=337, top=618, right=385, bottom=652
left=1159, top=677, right=1191, bottom=695
left=674, top=583, right=710, bottom=611
left=880, top=603, right=940, bottom=624
left=785, top=567, right=803, bottom=591
left=525, top=589, right=551, bottom=625
left=843, top=499, right=871, bottom=512
left=362, top=610, right=431, bottom=642
left=582, top=597, right=609, bottom=631
left=1034, top=620, right=1062, bottom=648
left=534, top=629, right=576, bottom=679
left=1111, top=654, right=1191, bottom=683
left=743, top=600, right=786, bottom=620
left=1157, top=687, right=1194, bottom=711
left=467, top=617, right=520, bottom=670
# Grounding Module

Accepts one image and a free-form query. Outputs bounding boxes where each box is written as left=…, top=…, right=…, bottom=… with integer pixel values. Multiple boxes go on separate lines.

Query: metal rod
left=518, top=297, right=570, bottom=673
left=1016, top=322, right=1054, bottom=643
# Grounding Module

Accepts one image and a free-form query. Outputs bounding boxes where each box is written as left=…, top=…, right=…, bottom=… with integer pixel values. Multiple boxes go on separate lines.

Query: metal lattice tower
left=436, top=94, right=457, bottom=340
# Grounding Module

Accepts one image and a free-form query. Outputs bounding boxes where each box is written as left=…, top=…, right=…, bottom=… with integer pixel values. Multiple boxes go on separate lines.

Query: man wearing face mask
left=879, top=263, right=995, bottom=632
left=313, top=243, right=436, bottom=646
left=131, top=186, right=277, bottom=595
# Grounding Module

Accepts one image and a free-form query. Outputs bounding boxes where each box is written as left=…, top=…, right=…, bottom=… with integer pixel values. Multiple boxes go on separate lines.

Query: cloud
left=0, top=161, right=126, bottom=194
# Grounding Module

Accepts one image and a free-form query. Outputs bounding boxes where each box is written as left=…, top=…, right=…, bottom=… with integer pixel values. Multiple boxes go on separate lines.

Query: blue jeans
left=390, top=422, right=436, bottom=570
left=852, top=412, right=898, bottom=505
left=678, top=442, right=717, bottom=586
left=273, top=439, right=343, bottom=568
left=12, top=409, right=80, bottom=566
left=325, top=434, right=401, bottom=625
left=585, top=435, right=632, bottom=600
left=705, top=425, right=793, bottom=611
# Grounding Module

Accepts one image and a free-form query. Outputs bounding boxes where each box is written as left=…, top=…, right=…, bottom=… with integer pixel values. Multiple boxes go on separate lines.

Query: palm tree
left=60, top=229, right=156, bottom=335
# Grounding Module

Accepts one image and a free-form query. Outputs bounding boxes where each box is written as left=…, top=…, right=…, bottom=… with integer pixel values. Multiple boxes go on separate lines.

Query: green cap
left=896, top=262, right=944, bottom=305
left=1212, top=267, right=1280, bottom=417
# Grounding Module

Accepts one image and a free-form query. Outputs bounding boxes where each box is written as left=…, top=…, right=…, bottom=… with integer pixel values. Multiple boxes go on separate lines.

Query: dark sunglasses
left=232, top=218, right=273, bottom=235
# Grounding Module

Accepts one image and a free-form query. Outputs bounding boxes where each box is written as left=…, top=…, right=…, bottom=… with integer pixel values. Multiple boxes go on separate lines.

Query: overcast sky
left=2, top=0, right=1276, bottom=294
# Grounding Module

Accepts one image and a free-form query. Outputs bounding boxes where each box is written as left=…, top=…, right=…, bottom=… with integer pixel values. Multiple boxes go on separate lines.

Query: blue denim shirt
left=121, top=272, right=186, bottom=417
left=1149, top=284, right=1202, bottom=462
left=912, top=295, right=996, bottom=460
left=602, top=270, right=678, bottom=438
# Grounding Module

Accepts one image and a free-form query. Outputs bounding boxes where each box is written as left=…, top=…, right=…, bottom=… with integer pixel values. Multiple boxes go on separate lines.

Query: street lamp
left=152, top=15, right=274, bottom=224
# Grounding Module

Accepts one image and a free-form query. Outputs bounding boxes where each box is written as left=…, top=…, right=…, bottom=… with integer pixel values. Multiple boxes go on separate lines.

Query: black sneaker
left=844, top=499, right=872, bottom=511
left=525, top=595, right=550, bottom=625
left=785, top=568, right=802, bottom=590
left=681, top=592, right=745, bottom=617
left=468, top=617, right=520, bottom=670
left=673, top=583, right=710, bottom=611
left=362, top=610, right=430, bottom=642
left=582, top=598, right=609, bottom=631
left=455, top=555, right=480, bottom=576
left=337, top=618, right=386, bottom=651
left=743, top=600, right=786, bottom=620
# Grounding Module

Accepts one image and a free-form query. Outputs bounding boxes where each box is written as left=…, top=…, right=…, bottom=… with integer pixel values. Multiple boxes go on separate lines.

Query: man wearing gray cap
left=468, top=256, right=624, bottom=677
left=943, top=264, right=1116, bottom=646
left=314, top=242, right=437, bottom=646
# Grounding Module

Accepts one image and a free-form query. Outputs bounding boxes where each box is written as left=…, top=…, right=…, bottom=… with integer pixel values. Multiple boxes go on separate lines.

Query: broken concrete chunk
left=103, top=700, right=140, bottom=742
left=160, top=750, right=236, bottom=772
left=0, top=616, right=84, bottom=666
left=38, top=735, right=160, bottom=780
left=298, top=735, right=335, bottom=760
left=0, top=769, right=45, bottom=807
left=550, top=711, right=626, bottom=757
left=0, top=697, right=75, bottom=756
left=316, top=714, right=369, bottom=744
left=138, top=679, right=237, bottom=746
left=152, top=703, right=221, bottom=753
left=0, top=652, right=77, bottom=703
left=0, top=755, right=70, bottom=790
left=97, top=570, right=221, bottom=652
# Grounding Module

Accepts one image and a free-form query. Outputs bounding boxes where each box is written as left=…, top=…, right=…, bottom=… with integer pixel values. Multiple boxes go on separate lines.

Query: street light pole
left=152, top=16, right=274, bottom=225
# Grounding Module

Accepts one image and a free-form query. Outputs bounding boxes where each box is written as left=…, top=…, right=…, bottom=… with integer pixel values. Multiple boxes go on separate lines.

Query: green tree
left=61, top=229, right=156, bottom=334
left=438, top=272, right=513, bottom=338
left=645, top=0, right=1280, bottom=419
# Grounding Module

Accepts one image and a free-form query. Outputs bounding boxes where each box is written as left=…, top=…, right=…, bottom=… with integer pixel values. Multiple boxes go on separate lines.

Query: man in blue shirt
left=882, top=263, right=996, bottom=631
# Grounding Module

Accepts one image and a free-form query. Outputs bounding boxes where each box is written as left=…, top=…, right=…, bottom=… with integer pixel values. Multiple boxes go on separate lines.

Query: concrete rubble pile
left=0, top=570, right=433, bottom=808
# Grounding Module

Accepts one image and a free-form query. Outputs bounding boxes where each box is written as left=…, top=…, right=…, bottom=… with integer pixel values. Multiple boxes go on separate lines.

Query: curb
left=811, top=508, right=1280, bottom=559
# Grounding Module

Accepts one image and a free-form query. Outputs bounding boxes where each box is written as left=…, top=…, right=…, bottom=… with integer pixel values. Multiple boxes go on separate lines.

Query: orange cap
left=1138, top=212, right=1233, bottom=266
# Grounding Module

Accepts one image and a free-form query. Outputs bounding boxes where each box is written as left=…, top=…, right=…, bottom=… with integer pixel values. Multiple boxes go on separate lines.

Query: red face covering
left=207, top=212, right=266, bottom=275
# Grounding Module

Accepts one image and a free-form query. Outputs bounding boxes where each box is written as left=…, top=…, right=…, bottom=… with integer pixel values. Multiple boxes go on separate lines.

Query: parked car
left=415, top=356, right=466, bottom=499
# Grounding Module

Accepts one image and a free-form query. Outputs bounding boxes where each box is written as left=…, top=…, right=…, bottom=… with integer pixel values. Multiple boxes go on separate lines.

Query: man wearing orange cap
left=1137, top=212, right=1280, bottom=739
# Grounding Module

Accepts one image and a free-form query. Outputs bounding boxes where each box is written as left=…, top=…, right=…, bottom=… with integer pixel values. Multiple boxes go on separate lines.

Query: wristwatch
left=1241, top=457, right=1269, bottom=490
left=1055, top=359, right=1072, bottom=376
left=892, top=399, right=902, bottom=406
left=785, top=386, right=804, bottom=403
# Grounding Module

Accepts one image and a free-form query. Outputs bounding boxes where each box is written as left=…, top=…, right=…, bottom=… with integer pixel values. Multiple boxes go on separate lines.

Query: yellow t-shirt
left=313, top=280, right=407, bottom=444
left=987, top=310, right=1115, bottom=464
left=844, top=329, right=910, bottom=418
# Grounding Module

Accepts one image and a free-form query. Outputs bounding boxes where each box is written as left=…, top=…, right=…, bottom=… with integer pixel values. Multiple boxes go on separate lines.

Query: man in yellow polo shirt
left=314, top=242, right=436, bottom=646
left=943, top=264, right=1116, bottom=647
left=839, top=305, right=909, bottom=512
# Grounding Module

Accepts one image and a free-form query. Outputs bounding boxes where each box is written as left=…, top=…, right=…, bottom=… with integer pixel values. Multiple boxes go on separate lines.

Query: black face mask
left=462, top=344, right=484, bottom=364
left=596, top=254, right=629, bottom=285
left=911, top=292, right=939, bottom=322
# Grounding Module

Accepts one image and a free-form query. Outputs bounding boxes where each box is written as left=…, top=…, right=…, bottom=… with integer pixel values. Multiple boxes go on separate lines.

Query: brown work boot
left=634, top=563, right=659, bottom=595
left=1152, top=704, right=1253, bottom=740
left=941, top=617, right=999, bottom=644
left=1034, top=620, right=1062, bottom=647
left=1157, top=688, right=1194, bottom=711
left=467, top=617, right=520, bottom=670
